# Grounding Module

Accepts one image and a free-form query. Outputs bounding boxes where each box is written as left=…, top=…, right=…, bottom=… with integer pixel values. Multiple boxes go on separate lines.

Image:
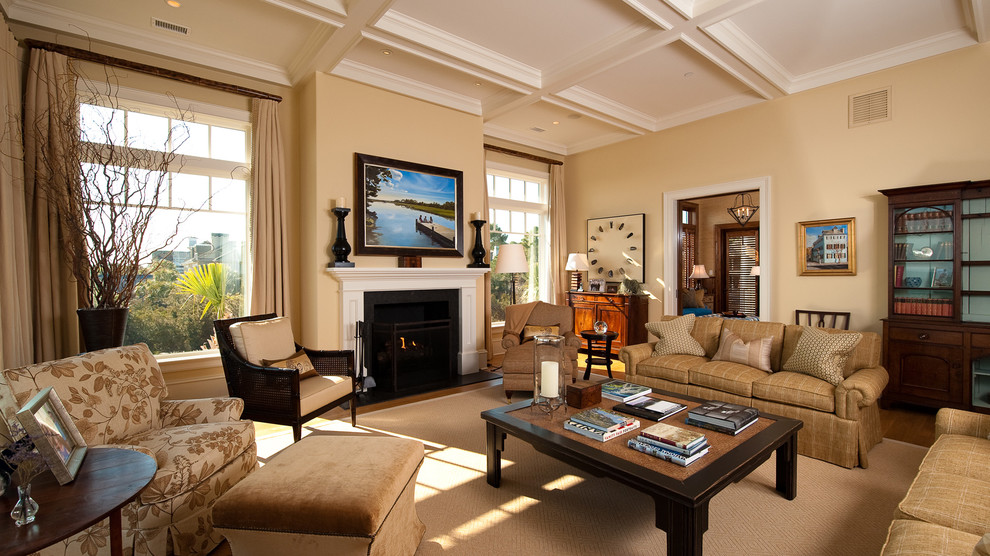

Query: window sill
left=157, top=350, right=221, bottom=373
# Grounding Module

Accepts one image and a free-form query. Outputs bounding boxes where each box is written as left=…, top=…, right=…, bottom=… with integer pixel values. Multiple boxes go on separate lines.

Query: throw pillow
left=228, top=316, right=297, bottom=366
left=522, top=324, right=560, bottom=342
left=262, top=349, right=319, bottom=380
left=645, top=314, right=706, bottom=357
left=711, top=328, right=773, bottom=372
left=781, top=326, right=862, bottom=385
left=680, top=288, right=704, bottom=309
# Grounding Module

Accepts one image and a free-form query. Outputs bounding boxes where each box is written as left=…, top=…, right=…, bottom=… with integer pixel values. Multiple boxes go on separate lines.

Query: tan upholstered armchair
left=500, top=301, right=582, bottom=399
left=0, top=343, right=257, bottom=556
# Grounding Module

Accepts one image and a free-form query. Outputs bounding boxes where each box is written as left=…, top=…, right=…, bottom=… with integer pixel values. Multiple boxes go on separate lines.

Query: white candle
left=540, top=361, right=559, bottom=398
left=471, top=211, right=483, bottom=221
left=336, top=197, right=346, bottom=208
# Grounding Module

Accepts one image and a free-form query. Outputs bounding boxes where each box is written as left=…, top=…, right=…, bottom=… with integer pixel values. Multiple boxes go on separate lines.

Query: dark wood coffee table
left=482, top=391, right=802, bottom=556
left=0, top=447, right=156, bottom=556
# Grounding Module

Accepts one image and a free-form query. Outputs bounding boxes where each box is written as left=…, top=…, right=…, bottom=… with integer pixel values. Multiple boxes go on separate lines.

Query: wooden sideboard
left=567, top=292, right=648, bottom=356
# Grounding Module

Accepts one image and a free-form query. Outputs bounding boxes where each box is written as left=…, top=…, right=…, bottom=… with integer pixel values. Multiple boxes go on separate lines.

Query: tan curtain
left=249, top=98, right=290, bottom=317
left=549, top=164, right=567, bottom=305
left=24, top=48, right=80, bottom=361
left=0, top=23, right=33, bottom=367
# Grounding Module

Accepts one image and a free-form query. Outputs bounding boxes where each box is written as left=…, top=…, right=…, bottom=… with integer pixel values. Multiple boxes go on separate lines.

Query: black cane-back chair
left=795, top=310, right=851, bottom=330
left=215, top=313, right=357, bottom=442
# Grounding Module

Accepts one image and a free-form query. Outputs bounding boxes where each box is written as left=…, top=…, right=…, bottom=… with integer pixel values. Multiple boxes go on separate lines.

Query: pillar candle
left=540, top=361, right=559, bottom=398
left=471, top=211, right=483, bottom=221
left=336, top=197, right=346, bottom=208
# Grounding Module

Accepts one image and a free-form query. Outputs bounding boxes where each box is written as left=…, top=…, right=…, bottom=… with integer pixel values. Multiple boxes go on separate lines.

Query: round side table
left=0, top=447, right=156, bottom=556
left=580, top=329, right=619, bottom=380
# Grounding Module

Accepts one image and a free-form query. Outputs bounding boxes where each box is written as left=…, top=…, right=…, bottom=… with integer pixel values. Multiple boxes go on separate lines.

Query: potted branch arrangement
left=31, top=63, right=189, bottom=351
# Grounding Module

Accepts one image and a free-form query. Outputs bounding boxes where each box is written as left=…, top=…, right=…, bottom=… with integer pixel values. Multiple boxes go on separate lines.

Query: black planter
left=77, top=307, right=129, bottom=352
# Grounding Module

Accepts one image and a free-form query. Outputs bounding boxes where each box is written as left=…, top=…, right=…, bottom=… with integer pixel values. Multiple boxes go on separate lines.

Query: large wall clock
left=587, top=213, right=645, bottom=283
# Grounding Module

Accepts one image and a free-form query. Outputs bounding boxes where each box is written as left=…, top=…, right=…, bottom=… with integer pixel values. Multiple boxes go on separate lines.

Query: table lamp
left=565, top=253, right=590, bottom=291
left=688, top=264, right=711, bottom=291
left=750, top=265, right=760, bottom=316
left=494, top=243, right=529, bottom=305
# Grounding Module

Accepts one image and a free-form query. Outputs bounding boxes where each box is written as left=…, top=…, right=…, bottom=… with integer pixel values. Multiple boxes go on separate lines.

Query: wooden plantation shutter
left=677, top=201, right=699, bottom=313
left=723, top=228, right=758, bottom=315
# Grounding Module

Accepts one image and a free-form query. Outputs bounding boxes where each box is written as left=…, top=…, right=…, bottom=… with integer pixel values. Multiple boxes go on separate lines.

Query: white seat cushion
left=229, top=317, right=297, bottom=366
left=299, top=374, right=352, bottom=415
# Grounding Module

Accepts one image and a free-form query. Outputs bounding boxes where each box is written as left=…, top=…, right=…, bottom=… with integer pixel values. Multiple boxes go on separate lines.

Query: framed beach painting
left=797, top=217, right=857, bottom=276
left=354, top=153, right=464, bottom=257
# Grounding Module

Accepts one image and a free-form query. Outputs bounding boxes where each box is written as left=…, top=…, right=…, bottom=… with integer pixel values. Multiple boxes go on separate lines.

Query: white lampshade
left=688, top=264, right=711, bottom=280
left=565, top=253, right=589, bottom=271
left=494, top=243, right=529, bottom=274
left=750, top=265, right=761, bottom=276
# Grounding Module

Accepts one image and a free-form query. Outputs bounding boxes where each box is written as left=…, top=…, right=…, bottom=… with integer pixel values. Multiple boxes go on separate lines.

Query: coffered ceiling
left=3, top=0, right=988, bottom=154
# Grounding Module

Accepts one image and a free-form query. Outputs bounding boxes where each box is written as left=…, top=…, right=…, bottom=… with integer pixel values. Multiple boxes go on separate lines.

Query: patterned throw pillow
left=645, top=314, right=706, bottom=357
left=712, top=328, right=773, bottom=371
left=522, top=324, right=560, bottom=342
left=262, top=349, right=319, bottom=380
left=781, top=326, right=862, bottom=385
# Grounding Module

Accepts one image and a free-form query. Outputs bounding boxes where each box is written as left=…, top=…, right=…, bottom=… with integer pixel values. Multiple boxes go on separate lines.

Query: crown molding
left=374, top=10, right=541, bottom=89
left=7, top=0, right=292, bottom=86
left=654, top=92, right=762, bottom=131
left=331, top=59, right=483, bottom=115
left=552, top=87, right=654, bottom=132
left=261, top=0, right=346, bottom=26
left=482, top=123, right=569, bottom=156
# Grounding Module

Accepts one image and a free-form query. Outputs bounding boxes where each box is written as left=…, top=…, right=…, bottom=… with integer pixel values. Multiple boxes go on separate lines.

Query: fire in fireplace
left=361, top=289, right=458, bottom=393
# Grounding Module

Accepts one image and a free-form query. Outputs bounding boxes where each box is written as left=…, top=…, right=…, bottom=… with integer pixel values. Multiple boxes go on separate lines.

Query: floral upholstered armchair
left=0, top=343, right=258, bottom=556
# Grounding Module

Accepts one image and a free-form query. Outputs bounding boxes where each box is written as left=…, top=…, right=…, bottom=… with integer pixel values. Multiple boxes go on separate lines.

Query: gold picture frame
left=16, top=387, right=87, bottom=485
left=797, top=217, right=856, bottom=276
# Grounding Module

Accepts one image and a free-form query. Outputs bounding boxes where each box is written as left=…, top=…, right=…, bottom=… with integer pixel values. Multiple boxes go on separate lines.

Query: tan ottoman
left=213, top=435, right=425, bottom=556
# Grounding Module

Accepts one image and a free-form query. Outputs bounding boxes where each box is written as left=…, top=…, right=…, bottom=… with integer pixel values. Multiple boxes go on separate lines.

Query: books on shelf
left=639, top=421, right=707, bottom=450
left=600, top=380, right=652, bottom=402
left=569, top=408, right=635, bottom=432
left=612, top=397, right=687, bottom=422
left=633, top=434, right=709, bottom=457
left=687, top=400, right=759, bottom=431
left=627, top=438, right=709, bottom=466
left=684, top=416, right=757, bottom=436
left=564, top=418, right=640, bottom=442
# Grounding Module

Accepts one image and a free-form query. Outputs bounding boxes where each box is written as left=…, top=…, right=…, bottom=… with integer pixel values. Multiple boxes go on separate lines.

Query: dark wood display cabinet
left=880, top=180, right=990, bottom=411
left=567, top=291, right=648, bottom=356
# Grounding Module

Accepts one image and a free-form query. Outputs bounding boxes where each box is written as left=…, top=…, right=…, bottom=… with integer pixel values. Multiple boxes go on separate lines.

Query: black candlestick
left=468, top=220, right=488, bottom=268
left=329, top=207, right=355, bottom=268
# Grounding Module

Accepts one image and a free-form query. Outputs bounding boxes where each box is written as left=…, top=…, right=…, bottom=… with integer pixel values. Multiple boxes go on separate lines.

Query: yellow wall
left=565, top=42, right=990, bottom=333
left=297, top=73, right=488, bottom=349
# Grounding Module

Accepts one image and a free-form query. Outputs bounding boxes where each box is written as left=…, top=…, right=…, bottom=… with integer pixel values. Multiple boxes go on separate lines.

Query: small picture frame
left=932, top=267, right=953, bottom=288
left=16, top=387, right=87, bottom=485
left=588, top=278, right=606, bottom=292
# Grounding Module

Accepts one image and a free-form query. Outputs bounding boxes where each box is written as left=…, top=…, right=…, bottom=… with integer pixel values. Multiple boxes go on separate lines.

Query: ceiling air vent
left=849, top=87, right=890, bottom=128
left=151, top=17, right=189, bottom=36
left=529, top=127, right=546, bottom=133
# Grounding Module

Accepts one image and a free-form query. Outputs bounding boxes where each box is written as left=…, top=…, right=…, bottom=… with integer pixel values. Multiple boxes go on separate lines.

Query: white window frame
left=486, top=161, right=551, bottom=323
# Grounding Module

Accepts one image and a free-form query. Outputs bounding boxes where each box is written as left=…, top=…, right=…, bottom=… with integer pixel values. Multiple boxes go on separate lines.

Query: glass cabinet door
left=962, top=197, right=990, bottom=322
left=892, top=204, right=955, bottom=317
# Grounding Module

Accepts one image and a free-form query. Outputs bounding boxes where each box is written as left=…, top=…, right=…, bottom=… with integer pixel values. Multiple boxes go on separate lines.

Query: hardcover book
left=564, top=418, right=640, bottom=442
left=687, top=400, right=759, bottom=430
left=627, top=438, right=709, bottom=466
left=569, top=408, right=634, bottom=432
left=684, top=417, right=757, bottom=436
left=613, top=397, right=687, bottom=422
left=600, top=380, right=652, bottom=402
left=640, top=422, right=706, bottom=449
left=634, top=435, right=709, bottom=457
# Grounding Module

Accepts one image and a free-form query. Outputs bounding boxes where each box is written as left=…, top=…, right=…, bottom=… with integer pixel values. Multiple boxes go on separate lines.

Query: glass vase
left=532, top=334, right=566, bottom=413
left=10, top=483, right=39, bottom=527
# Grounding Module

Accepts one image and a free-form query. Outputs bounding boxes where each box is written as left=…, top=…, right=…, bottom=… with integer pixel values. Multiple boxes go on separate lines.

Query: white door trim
left=662, top=177, right=772, bottom=320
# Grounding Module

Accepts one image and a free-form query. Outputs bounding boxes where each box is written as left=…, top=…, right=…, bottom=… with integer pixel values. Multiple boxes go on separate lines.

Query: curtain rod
left=23, top=39, right=283, bottom=103
left=484, top=143, right=563, bottom=166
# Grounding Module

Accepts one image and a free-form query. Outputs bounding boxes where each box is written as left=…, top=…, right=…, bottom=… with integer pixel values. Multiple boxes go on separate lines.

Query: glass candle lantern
left=532, top=334, right=566, bottom=413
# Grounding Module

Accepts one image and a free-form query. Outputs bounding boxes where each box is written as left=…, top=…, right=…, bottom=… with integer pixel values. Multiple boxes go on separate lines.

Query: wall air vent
left=849, top=87, right=890, bottom=128
left=151, top=17, right=189, bottom=36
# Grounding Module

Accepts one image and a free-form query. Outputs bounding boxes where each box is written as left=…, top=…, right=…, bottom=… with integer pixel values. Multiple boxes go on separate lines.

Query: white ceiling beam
left=331, top=59, right=482, bottom=115
left=964, top=0, right=990, bottom=42
left=260, top=0, right=347, bottom=25
left=287, top=0, right=395, bottom=83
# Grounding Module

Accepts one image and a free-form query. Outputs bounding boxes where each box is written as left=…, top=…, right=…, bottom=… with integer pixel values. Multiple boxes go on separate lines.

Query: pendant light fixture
left=728, top=192, right=758, bottom=226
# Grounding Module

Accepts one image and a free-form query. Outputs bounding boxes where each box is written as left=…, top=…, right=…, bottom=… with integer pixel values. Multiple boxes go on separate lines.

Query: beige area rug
left=256, top=385, right=926, bottom=556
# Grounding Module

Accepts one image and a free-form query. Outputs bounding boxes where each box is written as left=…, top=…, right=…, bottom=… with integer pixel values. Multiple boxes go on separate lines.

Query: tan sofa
left=619, top=316, right=888, bottom=468
left=0, top=344, right=257, bottom=556
left=881, top=408, right=990, bottom=555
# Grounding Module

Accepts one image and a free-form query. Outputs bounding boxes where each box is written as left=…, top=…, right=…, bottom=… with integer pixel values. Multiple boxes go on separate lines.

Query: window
left=722, top=228, right=759, bottom=315
left=78, top=90, right=251, bottom=356
left=487, top=164, right=549, bottom=323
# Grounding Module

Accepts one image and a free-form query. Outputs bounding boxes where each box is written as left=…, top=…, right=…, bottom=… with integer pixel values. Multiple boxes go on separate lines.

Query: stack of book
left=627, top=422, right=709, bottom=466
left=564, top=407, right=640, bottom=442
left=685, top=400, right=759, bottom=435
left=600, top=379, right=652, bottom=403
left=612, top=396, right=687, bottom=422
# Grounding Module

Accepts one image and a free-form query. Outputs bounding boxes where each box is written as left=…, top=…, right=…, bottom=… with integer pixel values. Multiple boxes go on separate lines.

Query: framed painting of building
left=354, top=153, right=464, bottom=257
left=797, top=217, right=856, bottom=276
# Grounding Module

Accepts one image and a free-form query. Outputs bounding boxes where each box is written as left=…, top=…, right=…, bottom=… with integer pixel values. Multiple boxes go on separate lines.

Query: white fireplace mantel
left=326, top=267, right=489, bottom=374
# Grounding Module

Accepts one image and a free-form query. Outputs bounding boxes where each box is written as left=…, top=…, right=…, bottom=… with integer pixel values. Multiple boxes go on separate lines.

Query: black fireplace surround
left=362, top=289, right=459, bottom=393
